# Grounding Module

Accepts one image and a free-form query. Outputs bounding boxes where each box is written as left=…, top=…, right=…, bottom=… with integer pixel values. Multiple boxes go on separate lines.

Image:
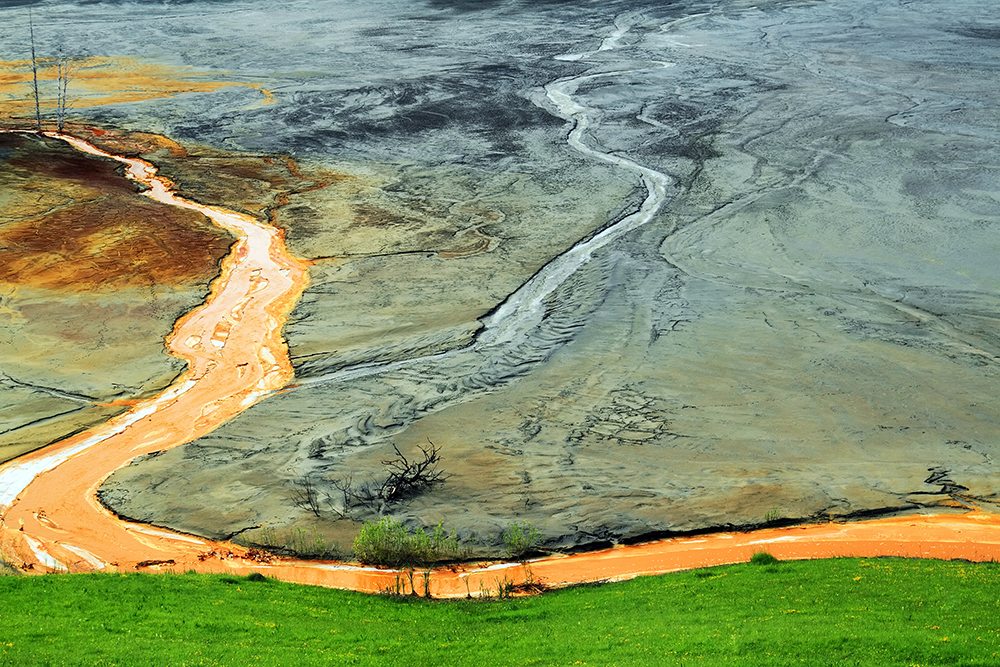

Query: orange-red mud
left=174, top=511, right=1000, bottom=599
left=0, top=129, right=309, bottom=580
left=0, top=133, right=232, bottom=291
left=2, top=132, right=1000, bottom=599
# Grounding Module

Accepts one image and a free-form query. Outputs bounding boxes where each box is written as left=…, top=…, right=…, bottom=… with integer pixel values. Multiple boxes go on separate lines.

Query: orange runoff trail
left=1, top=131, right=999, bottom=598
left=0, top=130, right=309, bottom=576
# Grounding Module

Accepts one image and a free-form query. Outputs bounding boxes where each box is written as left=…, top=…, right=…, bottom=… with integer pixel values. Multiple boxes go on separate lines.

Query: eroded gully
left=2, top=10, right=1000, bottom=595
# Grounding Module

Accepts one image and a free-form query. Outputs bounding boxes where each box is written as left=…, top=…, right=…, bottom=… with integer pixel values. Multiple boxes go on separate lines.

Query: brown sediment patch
left=3, top=134, right=132, bottom=191
left=350, top=205, right=422, bottom=228
left=0, top=199, right=232, bottom=290
left=0, top=133, right=232, bottom=291
left=0, top=57, right=271, bottom=119
left=70, top=127, right=190, bottom=158
left=0, top=129, right=310, bottom=582
left=62, top=127, right=348, bottom=233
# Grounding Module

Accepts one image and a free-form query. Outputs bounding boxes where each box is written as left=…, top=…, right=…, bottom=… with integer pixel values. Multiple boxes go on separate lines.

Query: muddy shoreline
left=4, top=0, right=1000, bottom=561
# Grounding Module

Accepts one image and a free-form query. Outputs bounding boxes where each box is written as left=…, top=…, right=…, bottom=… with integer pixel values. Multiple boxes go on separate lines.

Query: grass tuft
left=0, top=556, right=19, bottom=577
left=236, top=525, right=342, bottom=560
left=750, top=550, right=780, bottom=566
left=502, top=520, right=541, bottom=560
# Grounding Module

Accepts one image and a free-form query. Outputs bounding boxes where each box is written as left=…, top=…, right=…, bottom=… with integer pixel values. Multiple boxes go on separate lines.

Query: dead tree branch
left=378, top=441, right=447, bottom=502
left=291, top=476, right=322, bottom=517
left=330, top=441, right=449, bottom=516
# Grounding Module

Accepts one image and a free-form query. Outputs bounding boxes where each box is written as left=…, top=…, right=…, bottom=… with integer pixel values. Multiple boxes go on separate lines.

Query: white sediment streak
left=0, top=391, right=187, bottom=512
left=128, top=524, right=208, bottom=545
left=22, top=535, right=68, bottom=572
left=476, top=59, right=676, bottom=348
left=61, top=543, right=109, bottom=570
left=301, top=15, right=677, bottom=386
left=458, top=561, right=522, bottom=575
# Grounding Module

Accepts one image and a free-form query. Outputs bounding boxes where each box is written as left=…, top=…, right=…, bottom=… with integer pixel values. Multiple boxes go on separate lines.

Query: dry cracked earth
left=2, top=0, right=999, bottom=556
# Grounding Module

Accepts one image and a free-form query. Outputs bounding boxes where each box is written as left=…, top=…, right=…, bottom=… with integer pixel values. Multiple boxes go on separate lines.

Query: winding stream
left=2, top=8, right=1000, bottom=594
left=0, top=129, right=310, bottom=573
left=295, top=21, right=677, bottom=389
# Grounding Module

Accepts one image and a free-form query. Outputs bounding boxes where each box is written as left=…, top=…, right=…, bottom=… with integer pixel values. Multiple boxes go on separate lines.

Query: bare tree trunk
left=56, top=49, right=70, bottom=132
left=29, top=7, right=41, bottom=131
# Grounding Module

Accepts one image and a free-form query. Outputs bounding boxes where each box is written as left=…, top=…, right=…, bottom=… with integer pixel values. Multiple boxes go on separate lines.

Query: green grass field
left=1, top=557, right=998, bottom=666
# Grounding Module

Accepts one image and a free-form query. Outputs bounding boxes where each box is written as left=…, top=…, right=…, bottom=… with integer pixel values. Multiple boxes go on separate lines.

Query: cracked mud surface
left=0, top=132, right=232, bottom=462
left=3, top=0, right=999, bottom=555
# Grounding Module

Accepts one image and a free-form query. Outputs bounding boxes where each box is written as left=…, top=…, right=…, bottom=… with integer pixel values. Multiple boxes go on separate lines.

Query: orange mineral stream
left=1, top=131, right=999, bottom=598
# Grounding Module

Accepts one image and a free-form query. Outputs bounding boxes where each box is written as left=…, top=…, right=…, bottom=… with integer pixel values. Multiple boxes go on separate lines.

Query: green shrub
left=750, top=550, right=779, bottom=566
left=502, top=520, right=541, bottom=560
left=353, top=516, right=464, bottom=567
left=353, top=516, right=412, bottom=566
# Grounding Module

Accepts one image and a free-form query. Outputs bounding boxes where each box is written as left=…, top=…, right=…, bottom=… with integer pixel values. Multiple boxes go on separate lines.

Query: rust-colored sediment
left=0, top=129, right=310, bottom=578
left=0, top=57, right=271, bottom=118
left=174, top=511, right=1000, bottom=599
left=1, top=130, right=999, bottom=598
left=0, top=133, right=232, bottom=290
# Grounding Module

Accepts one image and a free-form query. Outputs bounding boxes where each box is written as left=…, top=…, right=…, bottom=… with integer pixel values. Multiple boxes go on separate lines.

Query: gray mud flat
left=5, top=0, right=998, bottom=554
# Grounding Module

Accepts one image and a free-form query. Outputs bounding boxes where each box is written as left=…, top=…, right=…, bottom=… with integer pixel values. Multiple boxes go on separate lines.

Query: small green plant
left=236, top=525, right=340, bottom=560
left=352, top=516, right=466, bottom=567
left=497, top=575, right=516, bottom=599
left=259, top=525, right=278, bottom=545
left=764, top=507, right=781, bottom=523
left=378, top=569, right=435, bottom=597
left=406, top=568, right=416, bottom=596
left=520, top=562, right=546, bottom=594
left=430, top=521, right=464, bottom=556
left=502, top=520, right=541, bottom=560
left=380, top=572, right=407, bottom=596
left=750, top=550, right=779, bottom=566
left=290, top=526, right=338, bottom=558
